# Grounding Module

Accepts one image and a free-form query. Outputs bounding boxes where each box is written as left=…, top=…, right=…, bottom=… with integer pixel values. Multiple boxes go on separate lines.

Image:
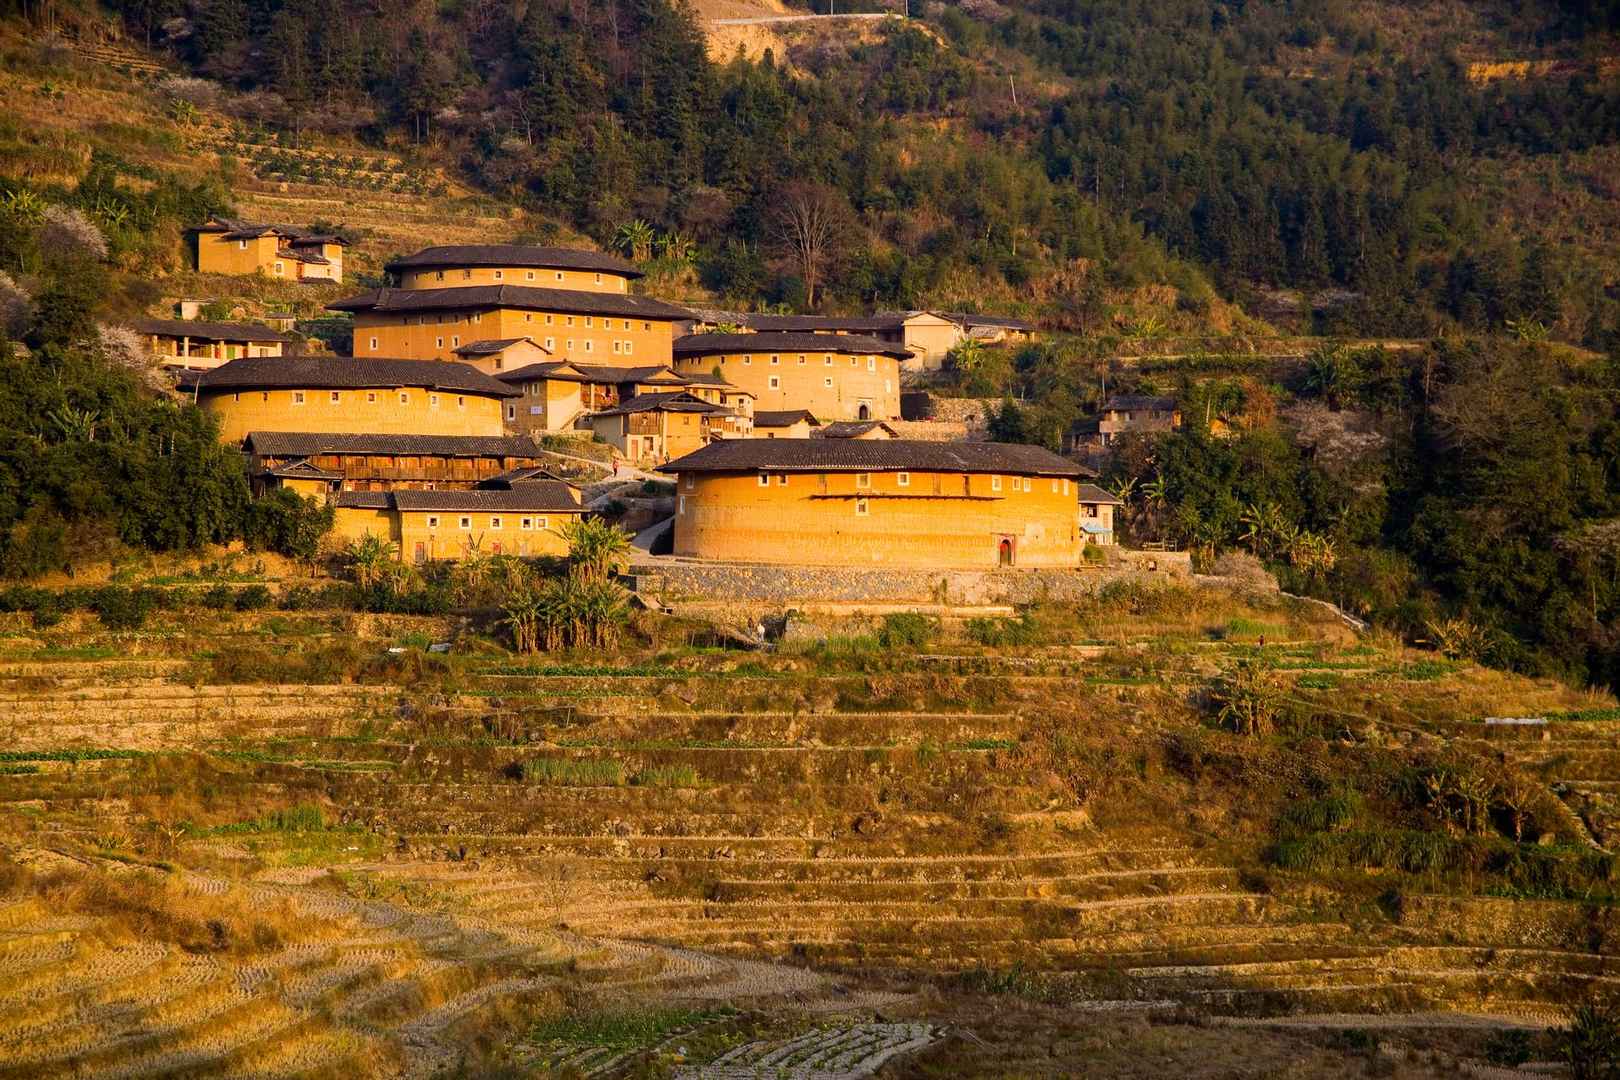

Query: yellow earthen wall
left=398, top=267, right=632, bottom=293
left=201, top=387, right=507, bottom=443
left=199, top=233, right=285, bottom=277
left=670, top=350, right=900, bottom=421
left=330, top=506, right=400, bottom=546
left=506, top=379, right=586, bottom=435
left=354, top=309, right=674, bottom=365
left=672, top=470, right=1082, bottom=568
left=397, top=510, right=577, bottom=561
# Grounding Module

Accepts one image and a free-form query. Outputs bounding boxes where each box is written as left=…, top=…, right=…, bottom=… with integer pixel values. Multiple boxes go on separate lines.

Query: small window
left=768, top=376, right=780, bottom=389
left=758, top=473, right=770, bottom=486
left=1052, top=479, right=1060, bottom=493
left=556, top=271, right=564, bottom=281
left=507, top=404, right=516, bottom=421
left=584, top=340, right=593, bottom=353
left=330, top=391, right=341, bottom=404
left=613, top=341, right=621, bottom=354
left=991, top=475, right=1002, bottom=491
left=463, top=269, right=472, bottom=279
left=855, top=497, right=869, bottom=516
left=868, top=356, right=876, bottom=370
left=427, top=516, right=439, bottom=528
left=451, top=336, right=459, bottom=347
left=770, top=355, right=780, bottom=365
left=456, top=396, right=465, bottom=409
left=367, top=391, right=377, bottom=404
left=292, top=390, right=306, bottom=405
left=774, top=474, right=787, bottom=486
left=677, top=495, right=686, bottom=515
left=459, top=516, right=471, bottom=529
left=1024, top=477, right=1033, bottom=492
left=824, top=355, right=833, bottom=366
left=1063, top=479, right=1070, bottom=495
left=545, top=337, right=555, bottom=349
left=399, top=392, right=409, bottom=404
left=897, top=472, right=910, bottom=487
left=274, top=262, right=284, bottom=275
left=489, top=517, right=502, bottom=530
left=521, top=517, right=533, bottom=530
left=566, top=316, right=574, bottom=327
left=525, top=270, right=534, bottom=280
left=683, top=474, right=694, bottom=490
left=524, top=314, right=531, bottom=323
left=623, top=340, right=632, bottom=355
left=743, top=356, right=751, bottom=365
left=594, top=272, right=602, bottom=284
left=798, top=355, right=806, bottom=365
left=585, top=317, right=593, bottom=328
left=369, top=337, right=378, bottom=351
left=238, top=239, right=247, bottom=249
left=435, top=271, right=444, bottom=281
left=537, top=517, right=547, bottom=530
left=823, top=377, right=833, bottom=388
left=430, top=394, right=440, bottom=408
left=494, top=270, right=503, bottom=280
left=643, top=322, right=651, bottom=331
left=436, top=337, right=444, bottom=349
left=566, top=339, right=574, bottom=351
left=855, top=473, right=871, bottom=489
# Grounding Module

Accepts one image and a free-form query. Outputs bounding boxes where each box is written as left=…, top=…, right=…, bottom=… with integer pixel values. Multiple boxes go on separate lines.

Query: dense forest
left=89, top=0, right=1620, bottom=344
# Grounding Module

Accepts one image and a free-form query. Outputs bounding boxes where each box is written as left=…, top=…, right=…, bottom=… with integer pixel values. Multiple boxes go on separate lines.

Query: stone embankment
left=625, top=552, right=1191, bottom=605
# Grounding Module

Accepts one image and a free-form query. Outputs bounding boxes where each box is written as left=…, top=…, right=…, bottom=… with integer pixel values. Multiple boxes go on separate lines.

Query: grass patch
left=1220, top=617, right=1289, bottom=640
left=520, top=757, right=625, bottom=786
left=1548, top=707, right=1620, bottom=722
left=0, top=763, right=40, bottom=775
left=0, top=748, right=144, bottom=763
left=1295, top=673, right=1341, bottom=690
left=528, top=1007, right=731, bottom=1051
left=631, top=764, right=701, bottom=788
left=951, top=738, right=1017, bottom=751
left=198, top=803, right=353, bottom=836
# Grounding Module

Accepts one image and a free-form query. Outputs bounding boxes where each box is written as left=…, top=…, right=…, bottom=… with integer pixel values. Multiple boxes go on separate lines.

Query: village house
left=191, top=218, right=347, bottom=282
left=1066, top=394, right=1182, bottom=454
left=329, top=481, right=588, bottom=562
left=131, top=318, right=289, bottom=370
left=238, top=431, right=558, bottom=497
left=687, top=311, right=1037, bottom=372
left=587, top=391, right=750, bottom=465
left=451, top=336, right=552, bottom=373
left=752, top=410, right=821, bottom=438
left=659, top=439, right=1096, bottom=569
left=185, top=356, right=518, bottom=443
left=495, top=362, right=691, bottom=436
left=1076, top=483, right=1123, bottom=546
left=670, top=332, right=904, bottom=422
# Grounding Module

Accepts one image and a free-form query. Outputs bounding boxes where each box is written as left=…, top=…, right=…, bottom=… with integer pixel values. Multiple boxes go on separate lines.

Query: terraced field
left=0, top=589, right=1612, bottom=1075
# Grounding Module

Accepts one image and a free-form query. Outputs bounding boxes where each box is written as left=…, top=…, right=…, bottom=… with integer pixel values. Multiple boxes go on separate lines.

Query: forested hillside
left=87, top=0, right=1620, bottom=343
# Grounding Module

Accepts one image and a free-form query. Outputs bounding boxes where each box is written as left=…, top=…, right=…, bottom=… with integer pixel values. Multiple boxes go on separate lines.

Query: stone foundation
left=625, top=551, right=1190, bottom=605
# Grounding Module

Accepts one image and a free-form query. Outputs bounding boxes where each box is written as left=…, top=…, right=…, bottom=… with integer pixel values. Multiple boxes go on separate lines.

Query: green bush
left=632, top=764, right=700, bottom=787
left=233, top=584, right=273, bottom=611
left=91, top=586, right=155, bottom=630
left=878, top=612, right=937, bottom=649
left=965, top=612, right=1041, bottom=646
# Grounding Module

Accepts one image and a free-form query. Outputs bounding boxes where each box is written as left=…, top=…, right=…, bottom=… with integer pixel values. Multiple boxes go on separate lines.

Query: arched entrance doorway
left=857, top=403, right=871, bottom=420
left=998, top=538, right=1014, bottom=566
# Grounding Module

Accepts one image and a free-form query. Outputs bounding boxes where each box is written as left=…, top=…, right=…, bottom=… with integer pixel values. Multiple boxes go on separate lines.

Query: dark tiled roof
left=818, top=420, right=898, bottom=439
left=592, top=391, right=730, bottom=417
left=1103, top=395, right=1178, bottom=412
left=753, top=410, right=820, bottom=428
left=496, top=362, right=685, bottom=386
left=946, top=312, right=1036, bottom=331
left=263, top=459, right=344, bottom=480
left=193, top=218, right=349, bottom=246
left=1076, top=483, right=1122, bottom=505
left=452, top=337, right=540, bottom=356
left=332, top=491, right=392, bottom=509
left=673, top=332, right=910, bottom=361
left=288, top=250, right=330, bottom=265
left=244, top=432, right=544, bottom=458
left=185, top=356, right=518, bottom=397
left=659, top=438, right=1090, bottom=478
left=391, top=485, right=585, bottom=512
left=740, top=314, right=904, bottom=333
left=129, top=318, right=290, bottom=343
left=483, top=466, right=571, bottom=486
left=329, top=285, right=691, bottom=321
left=384, top=244, right=641, bottom=279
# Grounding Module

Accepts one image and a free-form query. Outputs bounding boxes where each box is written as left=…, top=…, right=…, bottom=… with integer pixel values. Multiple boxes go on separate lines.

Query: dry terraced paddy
left=0, top=596, right=1613, bottom=1075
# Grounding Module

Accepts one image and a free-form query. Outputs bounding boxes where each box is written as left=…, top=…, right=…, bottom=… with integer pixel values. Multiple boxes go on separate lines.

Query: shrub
left=1484, top=1029, right=1533, bottom=1069
left=632, top=764, right=699, bottom=788
left=242, top=490, right=333, bottom=559
left=200, top=583, right=235, bottom=610
left=965, top=612, right=1041, bottom=646
left=1560, top=995, right=1620, bottom=1080
left=91, top=586, right=154, bottom=630
left=878, top=612, right=937, bottom=649
left=1208, top=657, right=1284, bottom=736
left=233, top=584, right=273, bottom=611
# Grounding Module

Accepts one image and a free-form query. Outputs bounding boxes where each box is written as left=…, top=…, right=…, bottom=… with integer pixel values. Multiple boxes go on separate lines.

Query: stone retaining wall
left=625, top=551, right=1191, bottom=605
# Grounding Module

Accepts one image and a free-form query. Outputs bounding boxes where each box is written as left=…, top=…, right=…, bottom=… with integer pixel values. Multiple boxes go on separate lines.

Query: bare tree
left=768, top=182, right=852, bottom=309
